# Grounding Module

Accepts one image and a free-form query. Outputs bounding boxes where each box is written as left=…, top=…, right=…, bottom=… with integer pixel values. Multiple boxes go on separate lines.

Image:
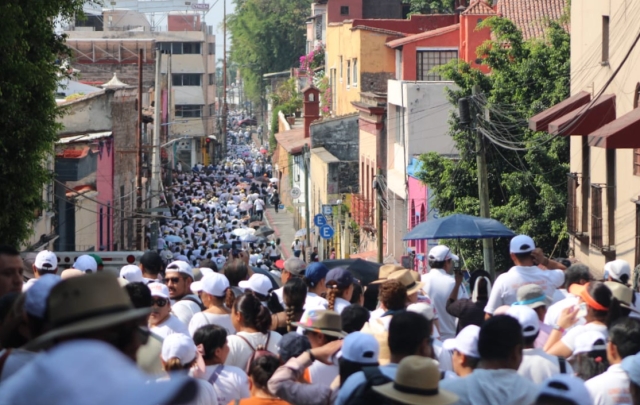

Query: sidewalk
left=263, top=206, right=295, bottom=260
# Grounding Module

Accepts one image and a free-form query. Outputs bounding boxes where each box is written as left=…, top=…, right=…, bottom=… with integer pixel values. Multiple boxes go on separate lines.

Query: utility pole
left=472, top=85, right=495, bottom=278
left=136, top=48, right=143, bottom=250
left=376, top=169, right=383, bottom=263
left=221, top=0, right=228, bottom=155
left=150, top=49, right=162, bottom=253
left=304, top=144, right=311, bottom=263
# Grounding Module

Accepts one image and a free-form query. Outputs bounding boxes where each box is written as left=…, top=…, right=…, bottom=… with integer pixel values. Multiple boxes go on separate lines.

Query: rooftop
left=386, top=23, right=460, bottom=48
left=275, top=127, right=309, bottom=155
left=462, top=0, right=497, bottom=15
left=311, top=147, right=340, bottom=164
left=497, top=0, right=569, bottom=40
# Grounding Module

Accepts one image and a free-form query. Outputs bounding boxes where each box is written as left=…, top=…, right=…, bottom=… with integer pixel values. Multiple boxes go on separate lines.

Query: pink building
left=406, top=158, right=437, bottom=273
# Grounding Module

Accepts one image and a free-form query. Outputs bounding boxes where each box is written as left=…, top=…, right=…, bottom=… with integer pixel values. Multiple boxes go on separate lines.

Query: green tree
left=0, top=0, right=89, bottom=246
left=415, top=17, right=570, bottom=271
left=227, top=0, right=311, bottom=102
left=408, top=0, right=456, bottom=14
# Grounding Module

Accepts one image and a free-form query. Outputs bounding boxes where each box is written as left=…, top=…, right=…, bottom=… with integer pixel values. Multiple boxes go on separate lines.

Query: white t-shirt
left=369, top=307, right=384, bottom=321
left=189, top=312, right=236, bottom=337
left=309, top=361, right=339, bottom=387
left=151, top=314, right=190, bottom=338
left=225, top=331, right=282, bottom=370
left=172, top=296, right=204, bottom=326
left=305, top=292, right=329, bottom=310
left=561, top=323, right=608, bottom=353
left=158, top=376, right=218, bottom=405
left=332, top=297, right=351, bottom=314
left=518, top=348, right=574, bottom=384
left=421, top=268, right=469, bottom=339
left=484, top=266, right=565, bottom=314
left=585, top=364, right=632, bottom=405
left=544, top=293, right=586, bottom=329
left=191, top=364, right=250, bottom=405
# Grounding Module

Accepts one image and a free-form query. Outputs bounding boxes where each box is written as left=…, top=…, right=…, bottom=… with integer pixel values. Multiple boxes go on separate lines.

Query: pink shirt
left=535, top=321, right=552, bottom=349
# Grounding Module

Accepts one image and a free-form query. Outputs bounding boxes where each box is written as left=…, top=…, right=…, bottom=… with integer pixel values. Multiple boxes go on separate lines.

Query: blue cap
left=622, top=352, right=640, bottom=386
left=326, top=267, right=354, bottom=289
left=278, top=332, right=311, bottom=363
left=305, top=262, right=329, bottom=287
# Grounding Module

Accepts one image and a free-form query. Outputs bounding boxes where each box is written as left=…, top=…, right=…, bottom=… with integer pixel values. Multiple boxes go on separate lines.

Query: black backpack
left=343, top=366, right=393, bottom=405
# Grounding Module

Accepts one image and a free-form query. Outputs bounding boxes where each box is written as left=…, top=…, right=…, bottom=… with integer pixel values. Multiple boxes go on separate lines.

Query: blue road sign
left=319, top=224, right=335, bottom=239
left=314, top=214, right=328, bottom=227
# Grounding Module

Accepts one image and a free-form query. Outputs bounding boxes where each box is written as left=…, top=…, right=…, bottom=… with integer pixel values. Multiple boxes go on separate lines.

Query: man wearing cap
left=304, top=262, right=330, bottom=309
left=140, top=251, right=164, bottom=283
left=442, top=325, right=480, bottom=377
left=148, top=282, right=190, bottom=338
left=165, top=260, right=204, bottom=325
left=605, top=259, right=631, bottom=286
left=513, top=284, right=554, bottom=349
left=421, top=245, right=469, bottom=339
left=485, top=235, right=565, bottom=318
left=72, top=254, right=98, bottom=273
left=535, top=374, right=593, bottom=405
left=273, top=257, right=306, bottom=307
left=23, top=250, right=58, bottom=292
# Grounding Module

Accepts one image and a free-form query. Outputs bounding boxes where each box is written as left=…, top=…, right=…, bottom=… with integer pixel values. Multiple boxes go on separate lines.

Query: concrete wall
left=362, top=0, right=403, bottom=19
left=95, top=137, right=115, bottom=250
left=58, top=91, right=113, bottom=135
left=309, top=114, right=359, bottom=161
left=399, top=29, right=459, bottom=81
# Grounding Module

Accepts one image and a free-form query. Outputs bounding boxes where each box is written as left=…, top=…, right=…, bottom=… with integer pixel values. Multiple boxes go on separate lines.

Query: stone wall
left=362, top=0, right=403, bottom=19
left=309, top=114, right=359, bottom=161
left=361, top=72, right=395, bottom=95
left=329, top=161, right=359, bottom=195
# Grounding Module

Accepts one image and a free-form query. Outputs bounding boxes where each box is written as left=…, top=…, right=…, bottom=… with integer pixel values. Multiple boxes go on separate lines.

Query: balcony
left=351, top=193, right=375, bottom=232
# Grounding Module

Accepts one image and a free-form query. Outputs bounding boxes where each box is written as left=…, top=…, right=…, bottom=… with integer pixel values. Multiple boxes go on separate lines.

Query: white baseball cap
left=572, top=330, right=607, bottom=356
left=537, top=374, right=592, bottom=405
left=510, top=235, right=536, bottom=253
left=239, top=273, right=272, bottom=296
left=34, top=250, right=58, bottom=271
left=73, top=255, right=97, bottom=273
left=161, top=334, right=197, bottom=364
left=166, top=260, right=194, bottom=279
left=341, top=332, right=379, bottom=365
left=428, top=245, right=459, bottom=262
left=119, top=265, right=144, bottom=283
left=24, top=274, right=62, bottom=319
left=191, top=273, right=230, bottom=297
left=604, top=259, right=631, bottom=283
left=506, top=305, right=540, bottom=338
left=148, top=282, right=170, bottom=299
left=442, top=325, right=480, bottom=358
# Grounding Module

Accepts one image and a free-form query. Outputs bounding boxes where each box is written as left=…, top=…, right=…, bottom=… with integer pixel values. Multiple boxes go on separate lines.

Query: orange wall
left=459, top=15, right=491, bottom=74
left=401, top=29, right=460, bottom=81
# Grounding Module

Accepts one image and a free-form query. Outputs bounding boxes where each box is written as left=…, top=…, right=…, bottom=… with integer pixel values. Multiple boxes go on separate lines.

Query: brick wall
left=73, top=62, right=156, bottom=89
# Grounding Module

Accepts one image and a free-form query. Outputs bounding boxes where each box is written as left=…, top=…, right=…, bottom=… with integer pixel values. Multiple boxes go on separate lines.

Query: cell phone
left=232, top=249, right=239, bottom=258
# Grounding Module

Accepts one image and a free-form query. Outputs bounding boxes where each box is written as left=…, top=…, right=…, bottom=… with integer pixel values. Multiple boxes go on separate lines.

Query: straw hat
left=373, top=356, right=458, bottom=405
left=386, top=270, right=425, bottom=295
left=370, top=264, right=405, bottom=284
left=291, top=309, right=347, bottom=338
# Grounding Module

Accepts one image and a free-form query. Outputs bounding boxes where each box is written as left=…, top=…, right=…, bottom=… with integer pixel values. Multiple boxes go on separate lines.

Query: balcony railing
left=351, top=193, right=374, bottom=231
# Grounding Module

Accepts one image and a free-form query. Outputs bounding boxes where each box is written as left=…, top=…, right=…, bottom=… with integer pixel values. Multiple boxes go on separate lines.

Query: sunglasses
left=164, top=277, right=183, bottom=284
left=152, top=298, right=168, bottom=307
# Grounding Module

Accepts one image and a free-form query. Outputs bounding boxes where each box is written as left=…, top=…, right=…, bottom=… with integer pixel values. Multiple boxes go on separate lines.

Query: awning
left=548, top=94, right=616, bottom=136
left=589, top=107, right=640, bottom=149
left=207, top=135, right=217, bottom=141
left=529, top=91, right=590, bottom=132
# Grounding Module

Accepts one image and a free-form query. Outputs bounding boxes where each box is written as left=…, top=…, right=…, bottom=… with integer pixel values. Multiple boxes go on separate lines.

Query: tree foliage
left=415, top=17, right=570, bottom=271
left=227, top=0, right=311, bottom=102
left=408, top=0, right=456, bottom=14
left=0, top=0, right=90, bottom=246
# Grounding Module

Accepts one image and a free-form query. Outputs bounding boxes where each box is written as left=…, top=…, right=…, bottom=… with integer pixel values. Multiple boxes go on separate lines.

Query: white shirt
left=440, top=369, right=539, bottom=405
left=309, top=361, right=339, bottom=387
left=369, top=308, right=384, bottom=321
left=484, top=266, right=565, bottom=314
left=544, top=293, right=586, bottom=329
left=421, top=268, right=469, bottom=339
left=561, top=323, right=608, bottom=353
left=225, top=331, right=282, bottom=370
left=151, top=314, right=190, bottom=338
left=188, top=312, right=236, bottom=337
left=191, top=364, right=250, bottom=405
left=191, top=378, right=219, bottom=405
left=518, top=348, right=573, bottom=384
left=332, top=297, right=351, bottom=314
left=171, top=296, right=203, bottom=326
left=305, top=292, right=329, bottom=310
left=585, top=364, right=632, bottom=405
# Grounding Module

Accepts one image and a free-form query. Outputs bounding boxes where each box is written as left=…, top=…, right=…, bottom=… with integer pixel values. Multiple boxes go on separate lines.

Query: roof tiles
left=462, top=0, right=497, bottom=15
left=497, top=0, right=569, bottom=40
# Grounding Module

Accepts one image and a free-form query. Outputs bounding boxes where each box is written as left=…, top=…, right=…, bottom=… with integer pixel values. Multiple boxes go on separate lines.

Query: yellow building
left=529, top=0, right=640, bottom=274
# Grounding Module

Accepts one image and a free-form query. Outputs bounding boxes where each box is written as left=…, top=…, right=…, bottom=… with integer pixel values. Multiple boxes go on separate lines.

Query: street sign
left=319, top=224, right=335, bottom=239
left=322, top=204, right=333, bottom=216
left=290, top=187, right=301, bottom=199
left=191, top=3, right=210, bottom=10
left=314, top=214, right=327, bottom=227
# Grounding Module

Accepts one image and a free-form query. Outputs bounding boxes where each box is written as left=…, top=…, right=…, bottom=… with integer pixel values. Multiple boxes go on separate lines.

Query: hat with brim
left=370, top=264, right=405, bottom=284
left=604, top=281, right=640, bottom=314
left=372, top=356, right=458, bottom=405
left=386, top=270, right=425, bottom=296
left=24, top=272, right=151, bottom=351
left=291, top=309, right=347, bottom=338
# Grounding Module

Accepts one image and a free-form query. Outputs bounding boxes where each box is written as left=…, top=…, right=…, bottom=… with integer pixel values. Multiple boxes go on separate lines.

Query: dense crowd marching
left=2, top=113, right=640, bottom=405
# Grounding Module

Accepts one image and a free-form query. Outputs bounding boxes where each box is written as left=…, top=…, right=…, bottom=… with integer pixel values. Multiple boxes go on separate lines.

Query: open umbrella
left=254, top=226, right=275, bottom=237
left=232, top=228, right=250, bottom=237
left=241, top=234, right=258, bottom=243
left=295, top=228, right=307, bottom=238
left=270, top=178, right=279, bottom=183
left=403, top=214, right=516, bottom=240
left=322, top=259, right=382, bottom=286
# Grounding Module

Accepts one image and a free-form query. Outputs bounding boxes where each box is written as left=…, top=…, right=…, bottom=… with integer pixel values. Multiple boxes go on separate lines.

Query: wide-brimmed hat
left=370, top=264, right=404, bottom=284
left=386, top=270, right=424, bottom=295
left=513, top=284, right=551, bottom=309
left=373, top=356, right=458, bottom=405
left=24, top=272, right=151, bottom=350
left=604, top=281, right=639, bottom=314
left=291, top=309, right=347, bottom=338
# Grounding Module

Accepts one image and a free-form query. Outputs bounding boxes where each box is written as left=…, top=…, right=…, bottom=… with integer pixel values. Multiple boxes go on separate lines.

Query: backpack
left=237, top=333, right=274, bottom=374
left=180, top=294, right=206, bottom=311
left=343, top=366, right=393, bottom=405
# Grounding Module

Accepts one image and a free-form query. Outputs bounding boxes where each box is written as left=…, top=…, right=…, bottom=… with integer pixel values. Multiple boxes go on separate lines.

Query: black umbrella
left=254, top=226, right=275, bottom=237
left=322, top=259, right=382, bottom=286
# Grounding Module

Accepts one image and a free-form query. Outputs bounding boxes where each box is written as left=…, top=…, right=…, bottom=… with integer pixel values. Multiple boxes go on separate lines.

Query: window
left=175, top=105, right=202, bottom=118
left=208, top=73, right=214, bottom=86
left=158, top=42, right=201, bottom=55
left=395, top=105, right=404, bottom=144
left=330, top=68, right=337, bottom=113
left=352, top=58, right=358, bottom=86
left=591, top=184, right=603, bottom=249
left=410, top=201, right=416, bottom=229
left=567, top=173, right=578, bottom=234
left=347, top=60, right=351, bottom=87
left=340, top=6, right=349, bottom=15
left=602, top=16, right=610, bottom=64
left=339, top=56, right=343, bottom=81
left=172, top=74, right=201, bottom=86
left=416, top=50, right=458, bottom=81
left=208, top=43, right=215, bottom=55
left=209, top=104, right=216, bottom=116
left=182, top=42, right=201, bottom=54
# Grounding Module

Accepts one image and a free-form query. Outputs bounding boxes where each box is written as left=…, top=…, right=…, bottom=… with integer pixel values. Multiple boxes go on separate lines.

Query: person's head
left=193, top=324, right=229, bottom=365
left=148, top=283, right=172, bottom=327
left=88, top=254, right=104, bottom=272
left=478, top=315, right=524, bottom=370
left=282, top=257, right=306, bottom=284
left=514, top=284, right=549, bottom=321
left=294, top=309, right=346, bottom=348
left=140, top=251, right=164, bottom=278
left=427, top=245, right=458, bottom=272
left=325, top=268, right=355, bottom=310
left=506, top=305, right=540, bottom=349
left=303, top=262, right=329, bottom=294
left=120, top=265, right=145, bottom=284
left=278, top=332, right=311, bottom=364
left=0, top=245, right=23, bottom=297
left=73, top=255, right=98, bottom=274
left=341, top=304, right=370, bottom=333
left=569, top=330, right=609, bottom=380
left=339, top=332, right=380, bottom=387
left=23, top=274, right=62, bottom=339
left=247, top=355, right=280, bottom=396
left=535, top=374, right=593, bottom=405
left=569, top=281, right=621, bottom=326
left=468, top=270, right=492, bottom=302
left=124, top=281, right=152, bottom=333
left=388, top=311, right=432, bottom=363
left=350, top=281, right=364, bottom=305
left=621, top=352, right=640, bottom=405
left=164, top=261, right=194, bottom=299
left=378, top=279, right=408, bottom=311
left=443, top=325, right=480, bottom=377
left=509, top=235, right=536, bottom=266
left=33, top=250, right=58, bottom=278
left=192, top=273, right=233, bottom=309
left=231, top=292, right=271, bottom=334
left=161, top=334, right=198, bottom=372
left=607, top=317, right=640, bottom=365
left=283, top=278, right=306, bottom=332
left=223, top=259, right=249, bottom=287
left=564, top=264, right=592, bottom=289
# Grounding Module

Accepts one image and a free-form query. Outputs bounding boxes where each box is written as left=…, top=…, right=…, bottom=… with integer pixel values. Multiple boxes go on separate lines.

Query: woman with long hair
left=325, top=268, right=354, bottom=314
left=568, top=330, right=609, bottom=381
left=225, top=292, right=282, bottom=370
left=271, top=278, right=306, bottom=335
left=188, top=273, right=236, bottom=336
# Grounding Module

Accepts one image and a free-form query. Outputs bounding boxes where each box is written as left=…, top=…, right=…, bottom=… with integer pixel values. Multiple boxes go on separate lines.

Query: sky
left=203, top=0, right=235, bottom=55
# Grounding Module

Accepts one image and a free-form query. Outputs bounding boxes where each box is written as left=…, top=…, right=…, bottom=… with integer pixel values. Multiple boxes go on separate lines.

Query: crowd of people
left=4, top=123, right=640, bottom=405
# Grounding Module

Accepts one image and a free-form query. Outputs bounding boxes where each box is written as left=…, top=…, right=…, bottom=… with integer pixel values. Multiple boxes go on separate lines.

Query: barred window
left=417, top=50, right=458, bottom=81
left=175, top=105, right=202, bottom=118
left=172, top=74, right=201, bottom=86
left=591, top=185, right=603, bottom=249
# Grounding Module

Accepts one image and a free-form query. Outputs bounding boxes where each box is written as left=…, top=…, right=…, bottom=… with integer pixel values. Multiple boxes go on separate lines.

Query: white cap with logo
left=148, top=282, right=170, bottom=299
left=34, top=250, right=58, bottom=271
left=239, top=273, right=272, bottom=296
left=442, top=325, right=480, bottom=358
left=428, top=245, right=459, bottom=262
left=510, top=235, right=536, bottom=254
